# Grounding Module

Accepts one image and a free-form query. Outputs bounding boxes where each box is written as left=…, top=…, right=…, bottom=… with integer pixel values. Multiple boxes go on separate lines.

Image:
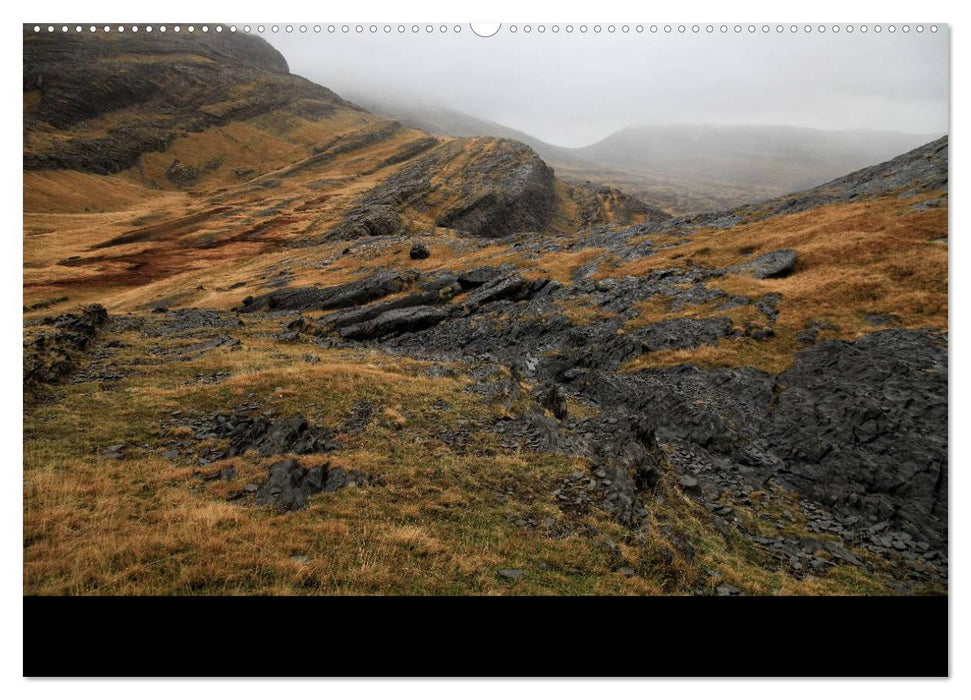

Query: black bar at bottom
left=24, top=595, right=947, bottom=677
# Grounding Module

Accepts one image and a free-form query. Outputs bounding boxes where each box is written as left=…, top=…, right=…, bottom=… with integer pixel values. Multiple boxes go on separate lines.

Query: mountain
left=23, top=28, right=947, bottom=598
left=348, top=97, right=938, bottom=215
left=23, top=30, right=664, bottom=232
left=574, top=123, right=938, bottom=194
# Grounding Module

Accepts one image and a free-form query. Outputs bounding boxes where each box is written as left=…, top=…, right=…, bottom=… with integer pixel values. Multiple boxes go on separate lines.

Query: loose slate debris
left=140, top=308, right=245, bottom=337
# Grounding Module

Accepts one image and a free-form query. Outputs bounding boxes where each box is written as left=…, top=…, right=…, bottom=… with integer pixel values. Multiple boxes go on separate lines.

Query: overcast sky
left=265, top=26, right=948, bottom=148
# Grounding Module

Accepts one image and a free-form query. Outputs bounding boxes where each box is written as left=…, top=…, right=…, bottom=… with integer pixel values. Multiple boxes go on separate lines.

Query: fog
left=264, top=25, right=948, bottom=148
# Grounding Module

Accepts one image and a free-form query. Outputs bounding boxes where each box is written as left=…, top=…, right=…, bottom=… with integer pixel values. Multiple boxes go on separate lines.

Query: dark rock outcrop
left=318, top=286, right=458, bottom=331
left=459, top=275, right=555, bottom=313
left=339, top=306, right=449, bottom=341
left=635, top=317, right=734, bottom=352
left=327, top=205, right=407, bottom=240
left=349, top=138, right=560, bottom=239
left=254, top=459, right=369, bottom=512
left=577, top=329, right=948, bottom=555
left=24, top=304, right=109, bottom=390
left=205, top=413, right=336, bottom=460
left=238, top=270, right=419, bottom=312
left=410, top=242, right=431, bottom=260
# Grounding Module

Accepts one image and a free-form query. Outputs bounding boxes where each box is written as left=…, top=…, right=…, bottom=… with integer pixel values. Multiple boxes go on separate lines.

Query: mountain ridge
left=348, top=95, right=939, bottom=214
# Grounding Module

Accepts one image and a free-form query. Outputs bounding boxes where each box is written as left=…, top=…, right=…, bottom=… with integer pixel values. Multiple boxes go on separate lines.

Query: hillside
left=22, top=29, right=947, bottom=596
left=24, top=30, right=665, bottom=306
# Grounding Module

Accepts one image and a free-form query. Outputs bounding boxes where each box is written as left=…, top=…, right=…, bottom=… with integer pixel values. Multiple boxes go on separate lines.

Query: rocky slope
left=225, top=137, right=948, bottom=588
left=22, top=28, right=947, bottom=595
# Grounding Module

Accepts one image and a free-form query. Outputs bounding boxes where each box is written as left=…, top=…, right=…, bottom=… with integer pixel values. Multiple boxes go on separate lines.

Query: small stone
left=679, top=476, right=700, bottom=492
left=290, top=555, right=310, bottom=564
left=497, top=569, right=523, bottom=581
left=409, top=242, right=431, bottom=260
left=619, top=567, right=636, bottom=578
left=244, top=483, right=259, bottom=493
left=716, top=584, right=741, bottom=596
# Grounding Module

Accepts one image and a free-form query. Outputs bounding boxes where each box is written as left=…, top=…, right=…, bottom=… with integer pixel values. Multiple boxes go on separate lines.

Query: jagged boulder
left=209, top=413, right=335, bottom=460
left=459, top=276, right=554, bottom=314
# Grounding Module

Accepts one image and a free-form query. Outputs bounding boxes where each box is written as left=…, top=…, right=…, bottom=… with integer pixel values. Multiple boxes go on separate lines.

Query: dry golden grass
left=23, top=313, right=911, bottom=595
left=614, top=195, right=947, bottom=373
left=23, top=170, right=175, bottom=214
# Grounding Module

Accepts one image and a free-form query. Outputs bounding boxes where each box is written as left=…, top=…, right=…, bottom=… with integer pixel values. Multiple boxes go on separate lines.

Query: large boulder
left=726, top=249, right=798, bottom=279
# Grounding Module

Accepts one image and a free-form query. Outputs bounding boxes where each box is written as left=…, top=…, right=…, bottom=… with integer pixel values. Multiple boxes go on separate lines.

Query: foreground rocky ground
left=23, top=138, right=948, bottom=595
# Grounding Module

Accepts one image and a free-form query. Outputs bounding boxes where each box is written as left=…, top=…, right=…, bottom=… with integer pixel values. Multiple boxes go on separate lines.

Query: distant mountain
left=573, top=124, right=940, bottom=194
left=346, top=97, right=940, bottom=215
